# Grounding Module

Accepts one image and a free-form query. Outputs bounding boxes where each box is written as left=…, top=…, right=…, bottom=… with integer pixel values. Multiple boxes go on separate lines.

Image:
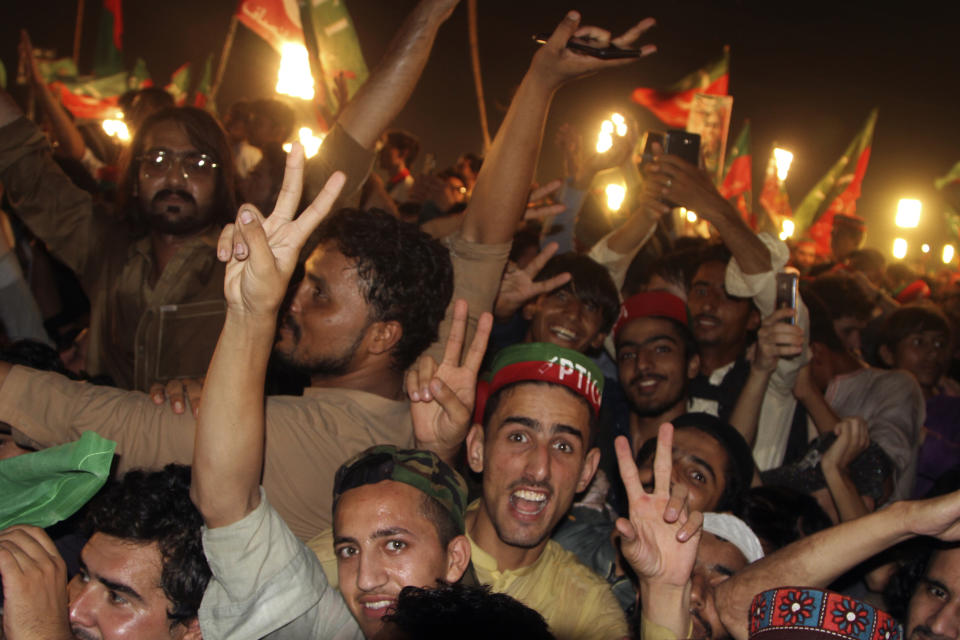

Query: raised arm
left=336, top=0, right=458, bottom=149
left=461, top=11, right=655, bottom=245
left=714, top=488, right=960, bottom=640
left=190, top=146, right=345, bottom=528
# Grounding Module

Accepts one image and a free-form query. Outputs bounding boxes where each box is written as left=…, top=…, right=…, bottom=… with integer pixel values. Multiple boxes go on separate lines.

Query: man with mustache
left=645, top=158, right=810, bottom=470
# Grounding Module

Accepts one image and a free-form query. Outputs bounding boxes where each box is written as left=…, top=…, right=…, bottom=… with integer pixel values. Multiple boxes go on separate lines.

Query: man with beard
left=646, top=157, right=810, bottom=471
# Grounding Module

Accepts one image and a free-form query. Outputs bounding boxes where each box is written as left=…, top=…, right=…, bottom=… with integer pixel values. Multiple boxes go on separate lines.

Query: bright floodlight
left=944, top=244, right=956, bottom=264
left=102, top=118, right=130, bottom=141
left=779, top=219, right=795, bottom=241
left=895, top=198, right=922, bottom=228
left=611, top=113, right=628, bottom=137
left=297, top=127, right=324, bottom=158
left=893, top=238, right=908, bottom=260
left=679, top=207, right=697, bottom=223
left=605, top=183, right=626, bottom=212
left=773, top=148, right=794, bottom=182
left=276, top=43, right=315, bottom=100
left=596, top=119, right=614, bottom=153
left=921, top=243, right=931, bottom=254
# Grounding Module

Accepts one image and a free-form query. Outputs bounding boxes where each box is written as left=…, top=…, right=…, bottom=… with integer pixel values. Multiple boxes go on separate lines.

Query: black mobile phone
left=639, top=130, right=665, bottom=165
left=663, top=130, right=701, bottom=167
left=775, top=272, right=799, bottom=325
left=532, top=34, right=644, bottom=59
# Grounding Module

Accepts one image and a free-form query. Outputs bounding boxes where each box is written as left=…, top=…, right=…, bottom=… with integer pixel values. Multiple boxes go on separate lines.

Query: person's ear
left=365, top=320, right=402, bottom=356
left=687, top=353, right=701, bottom=379
left=181, top=617, right=203, bottom=640
left=443, top=534, right=472, bottom=583
left=878, top=344, right=895, bottom=368
left=466, top=423, right=485, bottom=473
left=576, top=447, right=602, bottom=493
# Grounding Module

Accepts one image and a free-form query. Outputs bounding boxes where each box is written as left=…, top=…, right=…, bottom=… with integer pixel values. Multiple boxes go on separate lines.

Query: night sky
left=5, top=0, right=960, bottom=258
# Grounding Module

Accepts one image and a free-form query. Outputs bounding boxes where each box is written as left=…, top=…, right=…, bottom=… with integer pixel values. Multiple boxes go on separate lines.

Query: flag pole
left=467, top=0, right=491, bottom=153
left=210, top=14, right=238, bottom=108
left=73, top=0, right=85, bottom=66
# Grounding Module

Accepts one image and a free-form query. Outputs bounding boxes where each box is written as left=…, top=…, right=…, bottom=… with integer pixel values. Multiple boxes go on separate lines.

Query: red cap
left=613, top=291, right=689, bottom=340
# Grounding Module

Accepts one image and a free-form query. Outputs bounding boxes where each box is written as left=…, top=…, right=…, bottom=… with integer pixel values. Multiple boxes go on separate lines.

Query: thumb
left=546, top=10, right=581, bottom=51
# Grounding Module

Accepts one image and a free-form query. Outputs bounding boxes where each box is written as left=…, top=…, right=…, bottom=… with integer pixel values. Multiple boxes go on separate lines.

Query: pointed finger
left=615, top=435, right=646, bottom=508
left=652, top=422, right=674, bottom=498
left=531, top=272, right=572, bottom=296
left=524, top=242, right=561, bottom=277
left=441, top=299, right=469, bottom=366
left=529, top=178, right=564, bottom=202
left=463, top=311, right=493, bottom=374
left=291, top=171, right=347, bottom=247
left=271, top=142, right=306, bottom=223
left=611, top=17, right=656, bottom=48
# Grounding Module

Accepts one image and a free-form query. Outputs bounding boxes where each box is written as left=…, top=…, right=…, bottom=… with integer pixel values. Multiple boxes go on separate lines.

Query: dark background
left=5, top=0, right=960, bottom=259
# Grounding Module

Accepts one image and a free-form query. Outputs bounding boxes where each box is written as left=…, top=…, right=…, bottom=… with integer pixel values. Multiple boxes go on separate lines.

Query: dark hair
left=458, top=152, right=483, bottom=175
left=482, top=380, right=599, bottom=450
left=0, top=340, right=73, bottom=377
left=119, top=106, right=237, bottom=228
left=418, top=493, right=461, bottom=547
left=250, top=98, right=296, bottom=143
left=636, top=413, right=753, bottom=512
left=534, top=253, right=620, bottom=333
left=847, top=248, right=886, bottom=274
left=385, top=130, right=420, bottom=166
left=809, top=273, right=874, bottom=322
left=693, top=243, right=733, bottom=283
left=84, top=464, right=210, bottom=627
left=800, top=287, right=846, bottom=352
left=383, top=583, right=554, bottom=639
left=878, top=305, right=952, bottom=353
left=509, top=228, right=541, bottom=264
left=649, top=248, right=703, bottom=295
left=315, top=208, right=453, bottom=371
left=614, top=314, right=699, bottom=365
left=736, top=486, right=832, bottom=553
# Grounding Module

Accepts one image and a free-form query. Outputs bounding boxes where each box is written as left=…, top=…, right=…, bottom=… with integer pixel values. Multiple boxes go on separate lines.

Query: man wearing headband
left=463, top=342, right=628, bottom=639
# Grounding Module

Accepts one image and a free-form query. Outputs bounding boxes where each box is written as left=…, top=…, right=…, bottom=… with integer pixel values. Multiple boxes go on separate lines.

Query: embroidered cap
left=749, top=587, right=902, bottom=640
left=333, top=445, right=468, bottom=534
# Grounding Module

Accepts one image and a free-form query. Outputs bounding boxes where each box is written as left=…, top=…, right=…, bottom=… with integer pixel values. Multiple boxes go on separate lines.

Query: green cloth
left=0, top=431, right=116, bottom=529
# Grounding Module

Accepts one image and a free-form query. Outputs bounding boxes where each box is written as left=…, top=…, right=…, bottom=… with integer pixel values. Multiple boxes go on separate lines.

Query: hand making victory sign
left=615, top=423, right=704, bottom=637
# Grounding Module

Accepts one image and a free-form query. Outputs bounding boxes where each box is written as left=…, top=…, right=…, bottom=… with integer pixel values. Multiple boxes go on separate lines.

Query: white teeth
left=639, top=379, right=657, bottom=387
left=513, top=489, right=547, bottom=502
left=363, top=600, right=393, bottom=610
left=551, top=326, right=576, bottom=340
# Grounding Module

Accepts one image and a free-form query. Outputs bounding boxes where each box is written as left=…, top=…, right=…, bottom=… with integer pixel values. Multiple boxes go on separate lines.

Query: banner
left=794, top=109, right=878, bottom=254
left=236, top=0, right=303, bottom=52
left=631, top=48, right=729, bottom=128
left=687, top=93, right=732, bottom=184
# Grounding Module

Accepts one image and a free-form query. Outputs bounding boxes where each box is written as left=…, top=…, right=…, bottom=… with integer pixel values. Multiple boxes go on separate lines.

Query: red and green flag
left=51, top=71, right=127, bottom=120
left=794, top=108, right=878, bottom=255
left=759, top=145, right=792, bottom=224
left=93, top=0, right=124, bottom=78
left=165, top=63, right=191, bottom=106
left=128, top=57, right=152, bottom=90
left=630, top=48, right=729, bottom=128
left=719, top=120, right=753, bottom=227
left=193, top=54, right=214, bottom=110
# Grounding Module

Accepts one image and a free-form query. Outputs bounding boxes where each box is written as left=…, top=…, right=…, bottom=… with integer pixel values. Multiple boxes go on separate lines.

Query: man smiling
left=464, top=342, right=628, bottom=639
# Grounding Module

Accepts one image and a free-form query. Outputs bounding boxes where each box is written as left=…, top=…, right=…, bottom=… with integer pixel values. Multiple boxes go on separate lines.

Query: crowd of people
left=0, top=1, right=958, bottom=639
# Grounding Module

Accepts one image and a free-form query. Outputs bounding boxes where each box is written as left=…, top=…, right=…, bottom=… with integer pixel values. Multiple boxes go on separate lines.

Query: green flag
left=128, top=57, right=152, bottom=90
left=794, top=109, right=878, bottom=254
left=164, top=62, right=191, bottom=106
left=719, top=120, right=753, bottom=226
left=94, top=0, right=124, bottom=77
left=304, top=1, right=369, bottom=115
left=193, top=53, right=215, bottom=111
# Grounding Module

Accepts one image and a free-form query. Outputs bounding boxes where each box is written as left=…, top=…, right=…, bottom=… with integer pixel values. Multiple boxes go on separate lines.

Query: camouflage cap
left=333, top=445, right=468, bottom=534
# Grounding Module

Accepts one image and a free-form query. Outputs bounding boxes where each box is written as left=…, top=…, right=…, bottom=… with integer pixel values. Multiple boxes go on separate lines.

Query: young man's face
left=689, top=532, right=748, bottom=640
left=906, top=547, right=960, bottom=640
left=617, top=316, right=699, bottom=418
left=467, top=383, right=600, bottom=550
left=891, top=330, right=950, bottom=391
left=274, top=243, right=375, bottom=378
left=688, top=261, right=757, bottom=352
left=833, top=316, right=867, bottom=355
left=137, top=120, right=218, bottom=236
left=333, top=480, right=467, bottom=639
left=68, top=533, right=196, bottom=640
left=638, top=427, right=730, bottom=513
left=524, top=287, right=607, bottom=353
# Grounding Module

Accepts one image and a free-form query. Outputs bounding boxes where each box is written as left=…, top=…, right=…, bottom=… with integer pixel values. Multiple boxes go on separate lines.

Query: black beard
left=271, top=322, right=365, bottom=379
left=140, top=190, right=211, bottom=235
